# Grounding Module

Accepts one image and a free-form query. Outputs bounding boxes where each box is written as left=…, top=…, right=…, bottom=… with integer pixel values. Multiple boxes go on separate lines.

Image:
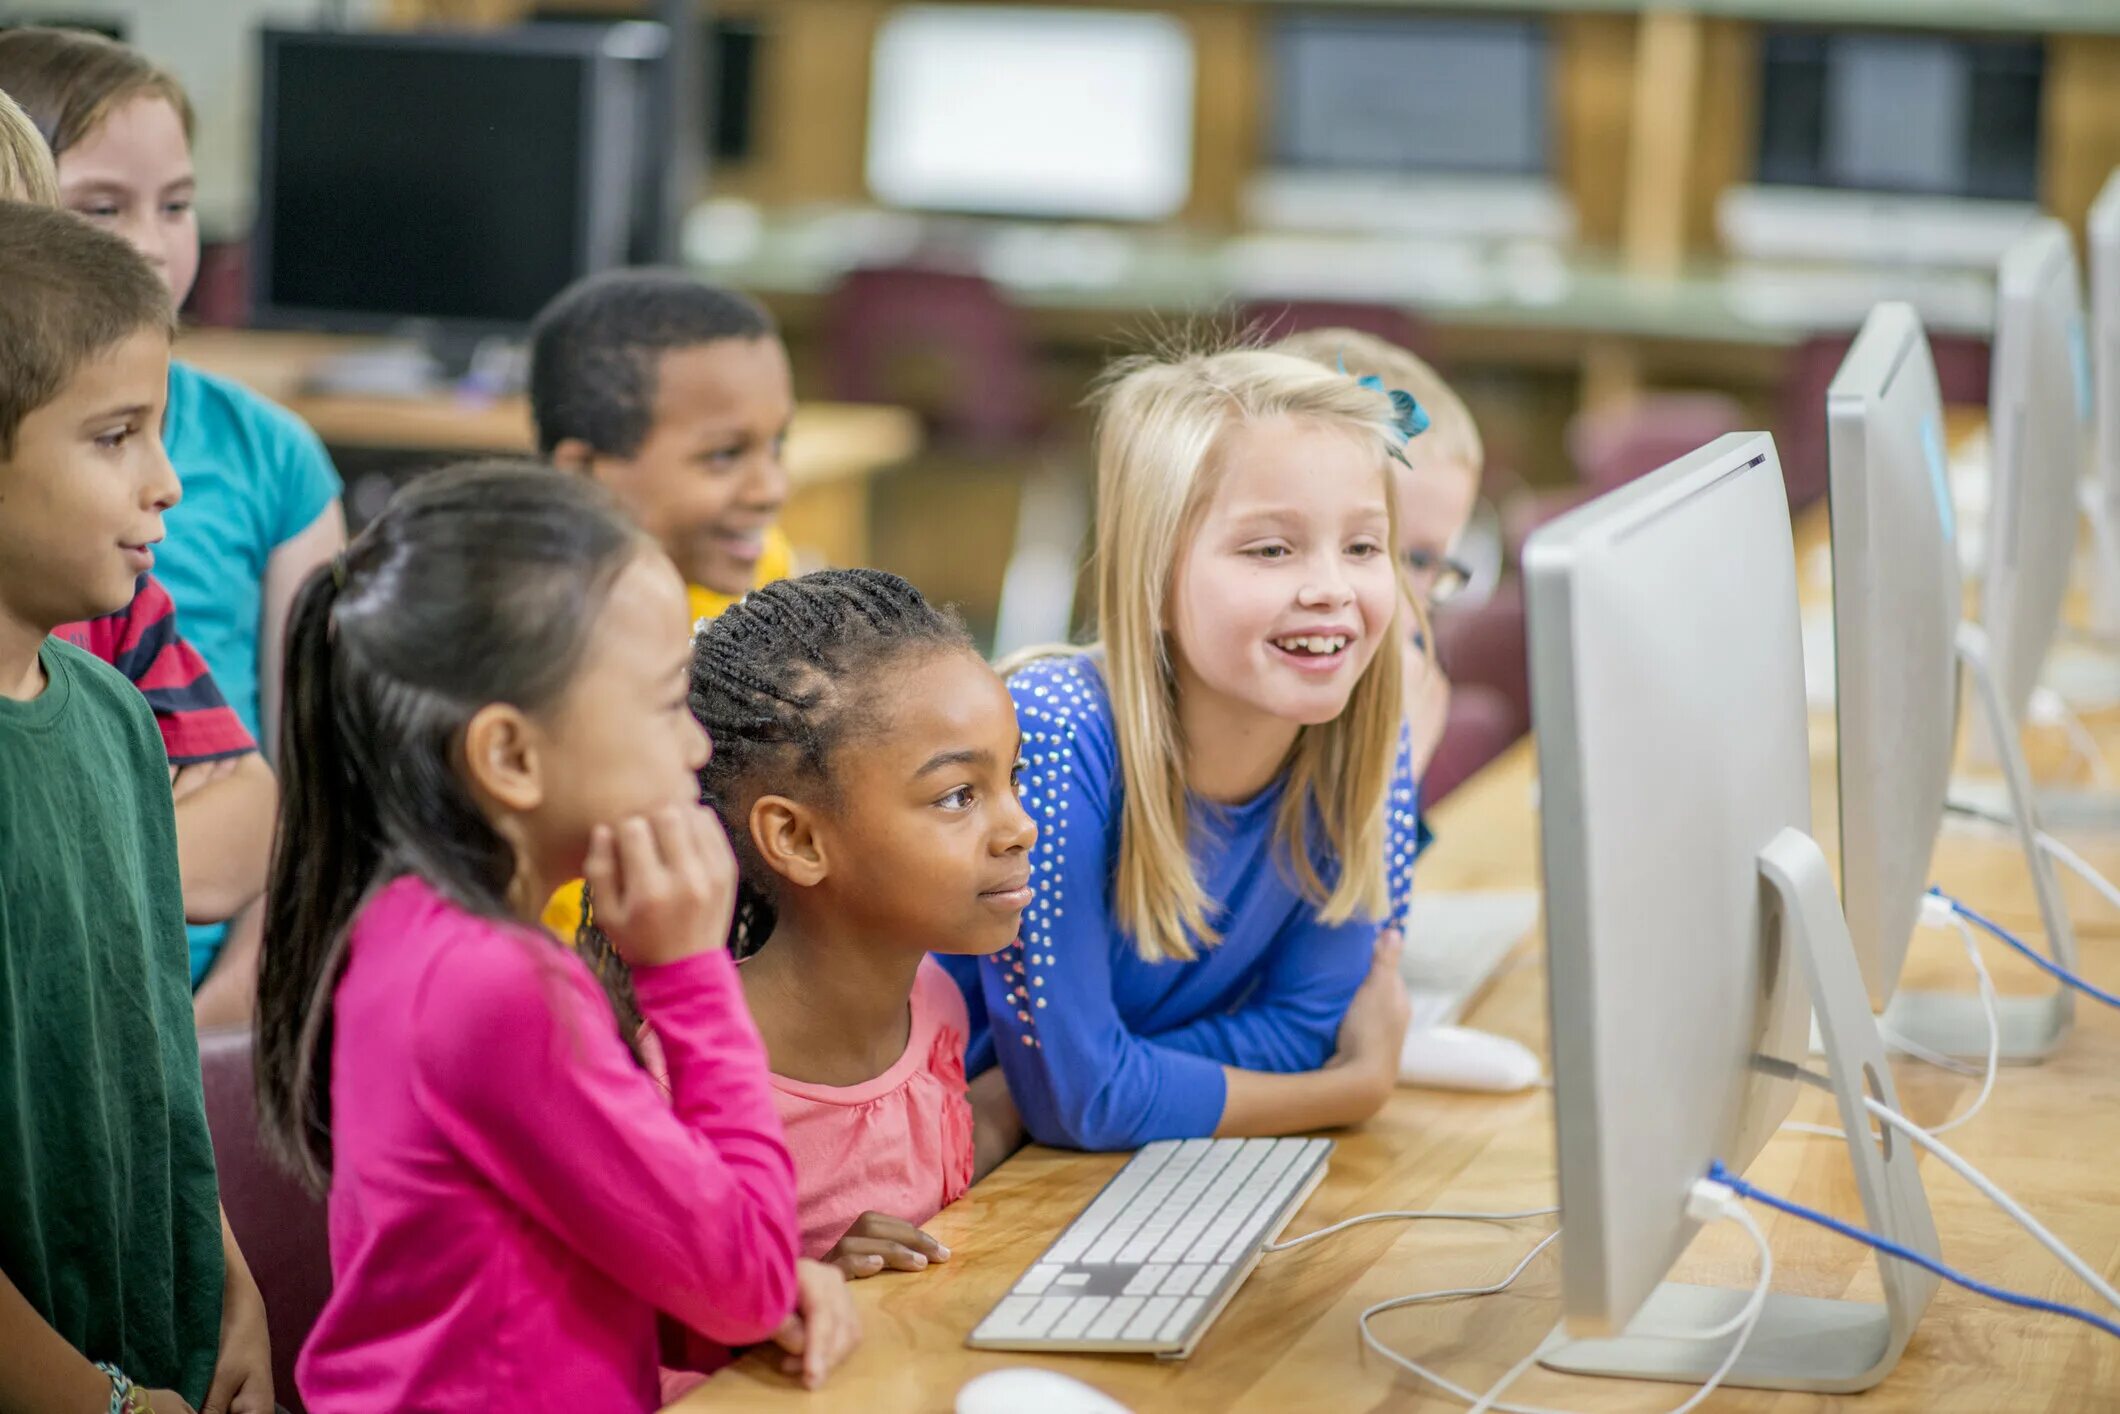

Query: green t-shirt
left=0, top=637, right=222, bottom=1403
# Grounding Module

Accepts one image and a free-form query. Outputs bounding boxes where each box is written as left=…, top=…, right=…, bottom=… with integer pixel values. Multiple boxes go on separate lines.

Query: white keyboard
left=966, top=1137, right=1332, bottom=1358
left=1401, top=889, right=1540, bottom=1031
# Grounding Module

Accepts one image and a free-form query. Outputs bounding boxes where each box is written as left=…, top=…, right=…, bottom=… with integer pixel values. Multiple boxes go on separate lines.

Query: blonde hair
left=0, top=88, right=57, bottom=204
left=1041, top=346, right=1408, bottom=963
left=1275, top=327, right=1484, bottom=477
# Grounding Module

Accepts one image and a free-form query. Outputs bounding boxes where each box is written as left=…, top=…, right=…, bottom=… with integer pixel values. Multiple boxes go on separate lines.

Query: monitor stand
left=1537, top=827, right=1941, bottom=1394
left=1906, top=624, right=2077, bottom=1059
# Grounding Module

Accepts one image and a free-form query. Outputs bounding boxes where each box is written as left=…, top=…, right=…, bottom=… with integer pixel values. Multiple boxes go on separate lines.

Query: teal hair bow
left=1356, top=374, right=1432, bottom=445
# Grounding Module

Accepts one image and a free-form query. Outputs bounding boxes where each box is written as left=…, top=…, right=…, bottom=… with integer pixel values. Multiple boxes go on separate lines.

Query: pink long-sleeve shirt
left=297, top=875, right=800, bottom=1412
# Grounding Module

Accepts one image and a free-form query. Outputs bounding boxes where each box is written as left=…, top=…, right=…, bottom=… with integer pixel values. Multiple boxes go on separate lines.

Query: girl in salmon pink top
left=685, top=570, right=1034, bottom=1275
left=250, top=465, right=859, bottom=1412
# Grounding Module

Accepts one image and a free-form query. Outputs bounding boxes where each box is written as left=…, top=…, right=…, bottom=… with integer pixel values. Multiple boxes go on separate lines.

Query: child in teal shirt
left=0, top=28, right=347, bottom=1007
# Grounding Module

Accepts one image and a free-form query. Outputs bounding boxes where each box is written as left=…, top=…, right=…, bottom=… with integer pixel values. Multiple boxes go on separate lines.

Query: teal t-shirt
left=158, top=359, right=342, bottom=983
left=0, top=639, right=225, bottom=1404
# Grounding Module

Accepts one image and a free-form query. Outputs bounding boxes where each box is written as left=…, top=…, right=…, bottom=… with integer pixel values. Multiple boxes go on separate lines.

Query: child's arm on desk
left=970, top=1064, right=1023, bottom=1181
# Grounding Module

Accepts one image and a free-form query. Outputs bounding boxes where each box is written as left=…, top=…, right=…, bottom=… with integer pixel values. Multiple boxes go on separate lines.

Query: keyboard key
left=1087, top=1296, right=1143, bottom=1341
left=1162, top=1264, right=1205, bottom=1296
left=979, top=1295, right=1043, bottom=1340
left=1152, top=1141, right=1273, bottom=1263
left=1050, top=1297, right=1107, bottom=1340
left=1026, top=1296, right=1076, bottom=1335
left=1014, top=1263, right=1065, bottom=1296
left=1160, top=1296, right=1207, bottom=1343
left=1125, top=1295, right=1179, bottom=1341
left=1124, top=1265, right=1170, bottom=1297
left=1194, top=1264, right=1231, bottom=1296
left=1049, top=1145, right=1179, bottom=1263
left=1056, top=1272, right=1091, bottom=1288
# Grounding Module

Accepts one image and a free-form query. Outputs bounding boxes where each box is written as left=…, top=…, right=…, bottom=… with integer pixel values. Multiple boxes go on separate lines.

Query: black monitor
left=1269, top=11, right=1549, bottom=178
left=1755, top=27, right=2043, bottom=203
left=252, top=24, right=666, bottom=339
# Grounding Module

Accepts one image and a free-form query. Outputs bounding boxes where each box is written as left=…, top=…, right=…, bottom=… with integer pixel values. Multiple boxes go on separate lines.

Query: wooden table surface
left=673, top=466, right=2120, bottom=1409
left=176, top=328, right=923, bottom=569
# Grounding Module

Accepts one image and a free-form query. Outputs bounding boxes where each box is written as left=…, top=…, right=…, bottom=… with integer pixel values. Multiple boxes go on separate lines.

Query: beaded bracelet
left=92, top=1362, right=152, bottom=1414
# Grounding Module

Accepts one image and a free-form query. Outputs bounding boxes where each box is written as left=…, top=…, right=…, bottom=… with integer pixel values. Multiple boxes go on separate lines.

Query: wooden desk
left=662, top=434, right=2120, bottom=1409
left=670, top=728, right=2119, bottom=1411
left=176, top=329, right=922, bottom=570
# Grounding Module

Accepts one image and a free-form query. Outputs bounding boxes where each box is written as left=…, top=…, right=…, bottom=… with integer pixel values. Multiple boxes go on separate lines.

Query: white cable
left=2062, top=703, right=2116, bottom=788
left=1370, top=1197, right=1774, bottom=1414
left=1266, top=1206, right=1558, bottom=1254
left=1878, top=1025, right=1985, bottom=1078
left=1358, top=1230, right=1574, bottom=1414
left=1787, top=914, right=1999, bottom=1141
left=1861, top=1095, right=2120, bottom=1314
left=2037, top=829, right=2120, bottom=917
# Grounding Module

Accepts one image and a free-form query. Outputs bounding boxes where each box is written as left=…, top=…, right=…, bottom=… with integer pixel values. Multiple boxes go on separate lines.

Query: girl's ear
left=462, top=703, right=545, bottom=813
left=750, top=793, right=829, bottom=887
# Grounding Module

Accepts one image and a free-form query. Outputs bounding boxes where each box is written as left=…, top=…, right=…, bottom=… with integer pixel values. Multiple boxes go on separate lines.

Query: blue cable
left=1929, top=887, right=2120, bottom=1010
left=1705, top=1161, right=2120, bottom=1342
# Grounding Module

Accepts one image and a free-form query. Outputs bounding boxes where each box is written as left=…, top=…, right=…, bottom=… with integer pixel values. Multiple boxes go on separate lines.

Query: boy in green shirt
left=0, top=203, right=271, bottom=1411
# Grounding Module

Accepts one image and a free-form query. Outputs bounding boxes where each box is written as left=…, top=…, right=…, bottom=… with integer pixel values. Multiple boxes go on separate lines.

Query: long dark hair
left=685, top=569, right=969, bottom=955
left=254, top=461, right=643, bottom=1193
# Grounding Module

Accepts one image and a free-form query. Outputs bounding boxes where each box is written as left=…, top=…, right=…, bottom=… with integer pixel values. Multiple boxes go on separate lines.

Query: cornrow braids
left=689, top=568, right=972, bottom=954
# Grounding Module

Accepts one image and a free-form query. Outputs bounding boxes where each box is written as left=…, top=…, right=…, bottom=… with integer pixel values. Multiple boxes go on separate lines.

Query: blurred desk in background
left=177, top=328, right=922, bottom=569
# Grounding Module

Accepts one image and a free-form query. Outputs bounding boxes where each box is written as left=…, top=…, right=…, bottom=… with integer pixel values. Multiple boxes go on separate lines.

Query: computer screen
left=864, top=4, right=1195, bottom=222
left=1270, top=12, right=1547, bottom=177
left=1756, top=28, right=2042, bottom=203
left=1983, top=219, right=2089, bottom=729
left=1826, top=304, right=1959, bottom=1008
left=254, top=25, right=659, bottom=333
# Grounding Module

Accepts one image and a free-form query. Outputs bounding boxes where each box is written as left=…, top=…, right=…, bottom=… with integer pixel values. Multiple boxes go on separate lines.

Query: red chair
left=1424, top=682, right=1522, bottom=805
left=1241, top=300, right=1434, bottom=361
left=821, top=266, right=1043, bottom=451
left=198, top=1028, right=332, bottom=1414
left=1779, top=331, right=1989, bottom=511
left=1505, top=394, right=1748, bottom=558
left=1433, top=577, right=1531, bottom=742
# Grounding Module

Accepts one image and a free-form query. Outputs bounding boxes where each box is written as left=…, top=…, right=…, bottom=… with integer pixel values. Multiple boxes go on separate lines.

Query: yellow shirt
left=542, top=526, right=794, bottom=941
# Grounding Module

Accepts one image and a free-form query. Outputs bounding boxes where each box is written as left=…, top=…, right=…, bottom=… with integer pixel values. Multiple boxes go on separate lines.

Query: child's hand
left=824, top=1212, right=952, bottom=1278
left=583, top=804, right=738, bottom=968
left=770, top=1257, right=862, bottom=1389
left=204, top=1216, right=274, bottom=1413
left=1332, top=929, right=1411, bottom=1110
left=143, top=1393, right=198, bottom=1414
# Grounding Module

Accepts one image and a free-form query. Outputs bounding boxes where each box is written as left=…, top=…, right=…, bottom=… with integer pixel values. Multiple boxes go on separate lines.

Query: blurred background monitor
left=252, top=23, right=667, bottom=341
left=1982, top=218, right=2092, bottom=731
left=864, top=4, right=1195, bottom=222
left=1247, top=10, right=1567, bottom=241
left=1722, top=27, right=2045, bottom=268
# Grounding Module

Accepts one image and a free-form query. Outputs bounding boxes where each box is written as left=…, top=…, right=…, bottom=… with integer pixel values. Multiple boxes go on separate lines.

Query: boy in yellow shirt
left=529, top=269, right=796, bottom=935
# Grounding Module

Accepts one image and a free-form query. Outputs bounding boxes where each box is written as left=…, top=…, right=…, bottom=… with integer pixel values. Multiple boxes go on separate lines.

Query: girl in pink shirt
left=686, top=570, right=1035, bottom=1274
left=249, top=463, right=859, bottom=1412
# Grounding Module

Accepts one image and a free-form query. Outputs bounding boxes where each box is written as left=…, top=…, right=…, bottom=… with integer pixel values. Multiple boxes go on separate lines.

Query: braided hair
left=687, top=568, right=971, bottom=955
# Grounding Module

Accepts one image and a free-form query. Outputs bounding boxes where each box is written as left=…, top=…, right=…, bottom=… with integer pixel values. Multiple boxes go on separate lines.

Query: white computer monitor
left=2088, top=170, right=2120, bottom=632
left=1526, top=433, right=1938, bottom=1392
left=1828, top=304, right=1960, bottom=1007
left=1982, top=218, right=2092, bottom=730
left=864, top=5, right=1195, bottom=222
left=1527, top=434, right=1809, bottom=1337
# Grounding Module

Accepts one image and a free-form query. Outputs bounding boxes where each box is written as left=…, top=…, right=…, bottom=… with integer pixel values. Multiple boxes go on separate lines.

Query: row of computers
left=955, top=173, right=2120, bottom=1405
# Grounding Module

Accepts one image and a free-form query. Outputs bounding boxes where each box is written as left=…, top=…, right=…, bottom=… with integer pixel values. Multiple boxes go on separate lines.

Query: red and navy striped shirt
left=54, top=574, right=256, bottom=767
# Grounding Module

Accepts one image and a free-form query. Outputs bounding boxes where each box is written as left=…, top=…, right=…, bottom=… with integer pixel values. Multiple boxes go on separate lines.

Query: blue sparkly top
left=938, top=653, right=1428, bottom=1151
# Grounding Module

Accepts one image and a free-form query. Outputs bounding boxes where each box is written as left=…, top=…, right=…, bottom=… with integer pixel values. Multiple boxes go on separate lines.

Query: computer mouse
left=1398, top=1025, right=1544, bottom=1092
left=956, top=1367, right=1133, bottom=1414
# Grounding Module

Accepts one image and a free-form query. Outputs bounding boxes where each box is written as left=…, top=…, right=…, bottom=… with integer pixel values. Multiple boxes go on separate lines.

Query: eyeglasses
left=1400, top=547, right=1472, bottom=606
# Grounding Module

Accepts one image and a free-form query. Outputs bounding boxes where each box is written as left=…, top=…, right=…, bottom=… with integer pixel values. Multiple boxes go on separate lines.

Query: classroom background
left=18, top=0, right=2116, bottom=811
